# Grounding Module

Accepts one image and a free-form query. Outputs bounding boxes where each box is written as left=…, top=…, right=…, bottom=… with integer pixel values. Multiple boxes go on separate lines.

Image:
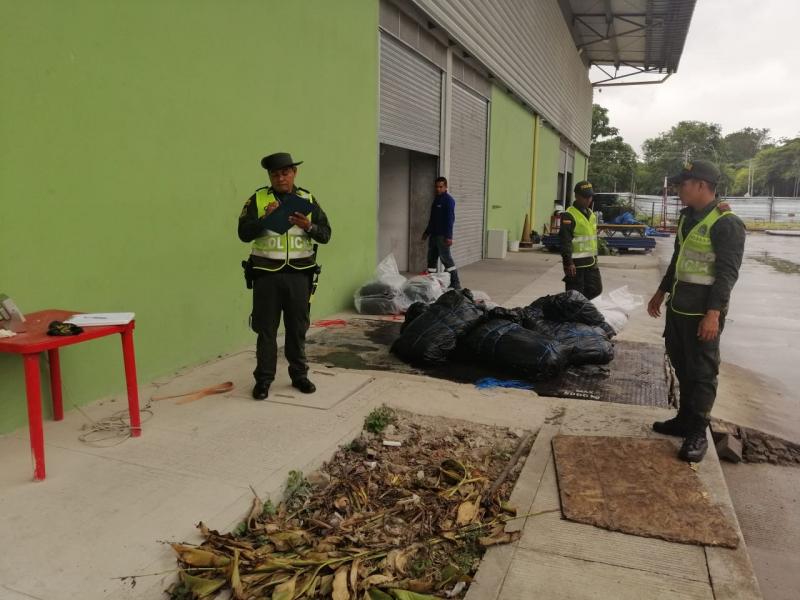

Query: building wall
left=575, top=151, right=588, bottom=183
left=0, top=0, right=378, bottom=433
left=486, top=86, right=535, bottom=242
left=412, top=0, right=592, bottom=153
left=533, top=125, right=562, bottom=236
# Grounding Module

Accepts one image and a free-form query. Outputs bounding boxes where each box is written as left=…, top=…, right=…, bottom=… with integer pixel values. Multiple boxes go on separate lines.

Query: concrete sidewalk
left=0, top=247, right=762, bottom=599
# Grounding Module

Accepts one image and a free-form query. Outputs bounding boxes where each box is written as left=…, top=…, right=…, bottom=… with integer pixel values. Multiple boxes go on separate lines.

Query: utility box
left=486, top=229, right=508, bottom=259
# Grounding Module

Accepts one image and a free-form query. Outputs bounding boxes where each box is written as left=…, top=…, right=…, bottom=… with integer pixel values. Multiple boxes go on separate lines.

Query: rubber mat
left=306, top=319, right=670, bottom=407
left=552, top=435, right=740, bottom=548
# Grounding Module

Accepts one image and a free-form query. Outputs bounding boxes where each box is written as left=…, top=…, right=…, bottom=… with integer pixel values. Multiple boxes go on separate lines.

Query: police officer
left=647, top=160, right=745, bottom=462
left=238, top=153, right=332, bottom=400
left=559, top=180, right=602, bottom=299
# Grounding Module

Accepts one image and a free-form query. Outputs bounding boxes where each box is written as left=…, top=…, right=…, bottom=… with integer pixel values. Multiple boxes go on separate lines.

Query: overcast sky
left=592, top=0, right=800, bottom=156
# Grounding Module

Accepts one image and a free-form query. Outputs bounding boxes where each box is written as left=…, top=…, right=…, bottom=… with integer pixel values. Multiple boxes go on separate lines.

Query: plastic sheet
left=530, top=290, right=615, bottom=337
left=590, top=286, right=643, bottom=334
left=354, top=254, right=411, bottom=315
left=462, top=319, right=568, bottom=380
left=402, top=273, right=449, bottom=305
left=391, top=289, right=486, bottom=364
left=525, top=320, right=613, bottom=365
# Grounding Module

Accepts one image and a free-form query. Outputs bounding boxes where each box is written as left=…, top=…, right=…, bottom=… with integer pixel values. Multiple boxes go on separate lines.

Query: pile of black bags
left=391, top=289, right=614, bottom=380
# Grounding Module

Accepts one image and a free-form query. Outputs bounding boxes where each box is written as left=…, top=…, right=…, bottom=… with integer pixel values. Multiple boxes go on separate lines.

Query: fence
left=631, top=195, right=800, bottom=226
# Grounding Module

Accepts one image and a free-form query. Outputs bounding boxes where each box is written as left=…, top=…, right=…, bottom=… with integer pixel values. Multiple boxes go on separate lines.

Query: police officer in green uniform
left=648, top=160, right=745, bottom=462
left=559, top=180, right=602, bottom=300
left=238, top=153, right=332, bottom=400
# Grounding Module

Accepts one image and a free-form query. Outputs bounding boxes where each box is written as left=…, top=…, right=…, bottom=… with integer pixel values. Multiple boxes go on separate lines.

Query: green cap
left=668, top=160, right=721, bottom=185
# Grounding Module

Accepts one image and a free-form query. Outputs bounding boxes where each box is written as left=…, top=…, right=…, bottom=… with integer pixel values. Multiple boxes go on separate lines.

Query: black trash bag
left=401, top=301, right=429, bottom=333
left=524, top=319, right=614, bottom=365
left=490, top=304, right=545, bottom=327
left=357, top=281, right=400, bottom=298
left=529, top=290, right=614, bottom=336
left=392, top=289, right=486, bottom=364
left=461, top=319, right=568, bottom=380
left=357, top=297, right=403, bottom=315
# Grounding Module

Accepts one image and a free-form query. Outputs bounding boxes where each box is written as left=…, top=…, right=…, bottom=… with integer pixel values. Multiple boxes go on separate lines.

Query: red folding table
left=0, top=309, right=141, bottom=481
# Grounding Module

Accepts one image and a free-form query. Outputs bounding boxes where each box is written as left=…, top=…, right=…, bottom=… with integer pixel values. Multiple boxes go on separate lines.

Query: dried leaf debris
left=168, top=408, right=533, bottom=599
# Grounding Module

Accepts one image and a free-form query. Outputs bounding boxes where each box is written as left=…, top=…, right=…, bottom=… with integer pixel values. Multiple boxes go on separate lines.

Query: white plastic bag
left=373, top=253, right=407, bottom=289
left=403, top=273, right=449, bottom=304
left=590, top=285, right=643, bottom=334
left=469, top=290, right=497, bottom=310
left=354, top=253, right=411, bottom=314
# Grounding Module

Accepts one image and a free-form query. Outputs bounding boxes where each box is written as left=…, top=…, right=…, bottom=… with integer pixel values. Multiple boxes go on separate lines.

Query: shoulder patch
left=240, top=197, right=252, bottom=218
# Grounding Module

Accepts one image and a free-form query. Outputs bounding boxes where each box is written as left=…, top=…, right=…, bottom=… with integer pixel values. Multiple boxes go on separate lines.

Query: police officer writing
left=647, top=160, right=745, bottom=462
left=238, top=153, right=332, bottom=400
left=559, top=181, right=602, bottom=300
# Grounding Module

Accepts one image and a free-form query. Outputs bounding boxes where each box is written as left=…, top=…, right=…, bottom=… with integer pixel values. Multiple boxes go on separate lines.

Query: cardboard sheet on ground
left=551, top=435, right=739, bottom=548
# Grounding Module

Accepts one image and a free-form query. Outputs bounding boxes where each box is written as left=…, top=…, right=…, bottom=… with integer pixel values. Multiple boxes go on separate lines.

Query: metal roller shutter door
left=450, top=81, right=488, bottom=267
left=379, top=33, right=441, bottom=156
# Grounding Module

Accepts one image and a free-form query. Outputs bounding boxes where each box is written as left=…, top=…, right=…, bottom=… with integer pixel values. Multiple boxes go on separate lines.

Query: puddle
left=751, top=252, right=800, bottom=274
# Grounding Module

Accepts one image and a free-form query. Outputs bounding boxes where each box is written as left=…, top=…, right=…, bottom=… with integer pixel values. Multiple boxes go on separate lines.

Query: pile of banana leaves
left=168, top=409, right=533, bottom=599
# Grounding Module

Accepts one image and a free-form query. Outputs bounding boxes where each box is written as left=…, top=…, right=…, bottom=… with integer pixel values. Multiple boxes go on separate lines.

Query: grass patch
left=364, top=405, right=395, bottom=434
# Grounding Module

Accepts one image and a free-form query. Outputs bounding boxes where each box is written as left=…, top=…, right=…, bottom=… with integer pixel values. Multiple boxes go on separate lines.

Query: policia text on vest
left=238, top=153, right=332, bottom=401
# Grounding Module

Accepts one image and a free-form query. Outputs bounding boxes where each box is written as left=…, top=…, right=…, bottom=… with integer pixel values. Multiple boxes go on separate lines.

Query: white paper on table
left=65, top=312, right=135, bottom=326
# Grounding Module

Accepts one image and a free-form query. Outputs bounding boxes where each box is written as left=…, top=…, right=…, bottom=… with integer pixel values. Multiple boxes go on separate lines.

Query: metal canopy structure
left=563, top=0, right=696, bottom=86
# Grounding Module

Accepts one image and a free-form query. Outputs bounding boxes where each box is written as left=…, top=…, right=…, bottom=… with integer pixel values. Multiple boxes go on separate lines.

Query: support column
left=439, top=46, right=453, bottom=178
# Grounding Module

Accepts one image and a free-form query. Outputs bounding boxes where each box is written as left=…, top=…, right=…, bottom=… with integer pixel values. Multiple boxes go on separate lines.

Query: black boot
left=678, top=430, right=709, bottom=463
left=252, top=381, right=270, bottom=400
left=652, top=416, right=690, bottom=437
left=292, top=378, right=316, bottom=394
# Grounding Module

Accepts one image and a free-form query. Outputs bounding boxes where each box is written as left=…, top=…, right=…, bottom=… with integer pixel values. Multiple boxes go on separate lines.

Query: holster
left=242, top=258, right=255, bottom=290
left=310, top=244, right=321, bottom=302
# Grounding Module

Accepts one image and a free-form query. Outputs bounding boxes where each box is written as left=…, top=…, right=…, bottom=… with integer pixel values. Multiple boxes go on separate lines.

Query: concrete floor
left=1, top=239, right=795, bottom=599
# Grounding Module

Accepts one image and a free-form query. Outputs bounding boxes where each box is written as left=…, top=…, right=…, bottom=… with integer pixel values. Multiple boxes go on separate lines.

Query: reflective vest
left=566, top=205, right=598, bottom=267
left=670, top=207, right=733, bottom=316
left=251, top=188, right=315, bottom=271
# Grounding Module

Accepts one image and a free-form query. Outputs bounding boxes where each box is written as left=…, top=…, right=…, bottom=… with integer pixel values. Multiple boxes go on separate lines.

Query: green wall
left=532, top=124, right=561, bottom=236
left=486, top=86, right=535, bottom=242
left=0, top=0, right=378, bottom=433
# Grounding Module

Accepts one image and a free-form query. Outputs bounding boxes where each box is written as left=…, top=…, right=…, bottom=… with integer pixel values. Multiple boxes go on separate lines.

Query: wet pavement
left=725, top=233, right=800, bottom=398
left=653, top=232, right=800, bottom=444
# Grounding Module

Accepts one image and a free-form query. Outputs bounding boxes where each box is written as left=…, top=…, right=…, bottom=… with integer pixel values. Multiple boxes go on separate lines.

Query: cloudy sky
left=593, top=0, right=800, bottom=155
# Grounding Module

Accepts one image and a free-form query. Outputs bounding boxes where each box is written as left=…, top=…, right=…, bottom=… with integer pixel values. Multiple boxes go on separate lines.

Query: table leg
left=120, top=328, right=141, bottom=437
left=23, top=353, right=46, bottom=481
left=47, top=349, right=64, bottom=421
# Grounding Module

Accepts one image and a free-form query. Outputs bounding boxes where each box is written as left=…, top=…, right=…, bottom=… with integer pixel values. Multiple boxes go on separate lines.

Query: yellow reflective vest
left=251, top=189, right=315, bottom=272
left=566, top=205, right=598, bottom=268
left=670, top=207, right=733, bottom=316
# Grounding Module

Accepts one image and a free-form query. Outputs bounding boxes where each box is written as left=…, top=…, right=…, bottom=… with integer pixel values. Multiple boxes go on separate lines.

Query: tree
left=588, top=136, right=637, bottom=192
left=751, top=137, right=800, bottom=196
left=591, top=104, right=618, bottom=143
left=589, top=104, right=635, bottom=191
left=722, top=127, right=769, bottom=165
left=640, top=121, right=724, bottom=192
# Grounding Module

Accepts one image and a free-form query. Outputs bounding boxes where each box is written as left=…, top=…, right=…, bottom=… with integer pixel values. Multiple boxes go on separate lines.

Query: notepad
left=65, top=312, right=135, bottom=326
left=262, top=193, right=315, bottom=234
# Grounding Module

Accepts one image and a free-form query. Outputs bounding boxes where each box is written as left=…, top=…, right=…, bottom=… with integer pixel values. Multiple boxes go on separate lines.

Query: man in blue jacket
left=422, top=177, right=461, bottom=289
